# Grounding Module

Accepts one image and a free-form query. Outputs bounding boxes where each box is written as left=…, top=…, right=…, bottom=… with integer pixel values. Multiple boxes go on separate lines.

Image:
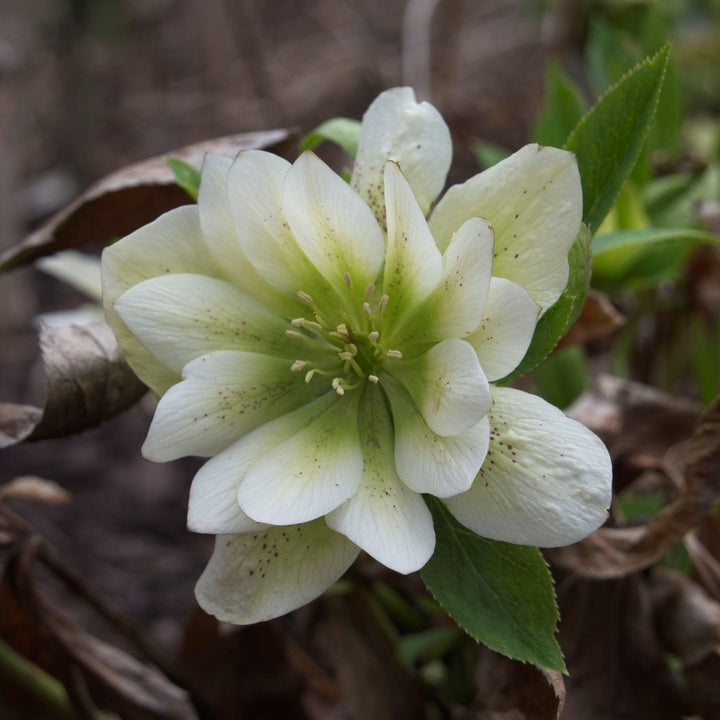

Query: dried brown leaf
left=549, top=393, right=720, bottom=578
left=1, top=536, right=199, bottom=720
left=0, top=129, right=294, bottom=273
left=557, top=573, right=688, bottom=720
left=0, top=323, right=146, bottom=448
left=556, top=290, right=625, bottom=350
left=0, top=476, right=71, bottom=505
left=462, top=648, right=565, bottom=720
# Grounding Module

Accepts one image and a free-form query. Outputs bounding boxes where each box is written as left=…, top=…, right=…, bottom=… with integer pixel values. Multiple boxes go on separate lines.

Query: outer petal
left=390, top=338, right=491, bottom=436
left=237, top=392, right=363, bottom=525
left=444, top=386, right=612, bottom=547
left=383, top=376, right=490, bottom=497
left=195, top=521, right=359, bottom=624
left=381, top=161, right=442, bottom=332
left=429, top=144, right=582, bottom=313
left=283, top=151, right=384, bottom=317
left=101, top=205, right=218, bottom=394
left=197, top=154, right=290, bottom=316
left=352, top=87, right=452, bottom=224
left=466, top=277, right=539, bottom=382
left=326, top=386, right=435, bottom=574
left=142, top=351, right=315, bottom=462
left=114, top=273, right=292, bottom=373
left=393, top=217, right=494, bottom=346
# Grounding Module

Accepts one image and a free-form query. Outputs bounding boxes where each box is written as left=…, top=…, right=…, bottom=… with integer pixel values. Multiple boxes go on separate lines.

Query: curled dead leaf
left=0, top=476, right=71, bottom=505
left=0, top=323, right=146, bottom=448
left=0, top=129, right=294, bottom=273
left=549, top=392, right=720, bottom=578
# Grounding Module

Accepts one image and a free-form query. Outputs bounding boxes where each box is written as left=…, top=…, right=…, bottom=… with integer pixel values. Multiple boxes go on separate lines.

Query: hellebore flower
left=102, top=88, right=612, bottom=624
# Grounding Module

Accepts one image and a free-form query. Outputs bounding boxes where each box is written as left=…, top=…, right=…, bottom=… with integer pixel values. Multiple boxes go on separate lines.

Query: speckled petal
left=383, top=375, right=490, bottom=497
left=429, top=144, right=582, bottom=313
left=195, top=521, right=359, bottom=624
left=142, top=351, right=316, bottom=461
left=466, top=277, right=539, bottom=382
left=444, top=386, right=612, bottom=547
left=326, top=386, right=435, bottom=574
left=102, top=206, right=218, bottom=394
left=352, top=87, right=451, bottom=225
left=237, top=392, right=363, bottom=525
left=114, top=273, right=293, bottom=373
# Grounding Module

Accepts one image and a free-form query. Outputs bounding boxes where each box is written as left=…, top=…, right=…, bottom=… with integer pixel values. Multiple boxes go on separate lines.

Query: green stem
left=0, top=637, right=111, bottom=720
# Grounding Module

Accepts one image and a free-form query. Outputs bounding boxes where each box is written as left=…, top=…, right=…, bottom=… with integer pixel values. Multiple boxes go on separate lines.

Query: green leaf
left=531, top=61, right=587, bottom=148
left=592, top=227, right=720, bottom=292
left=565, top=41, right=672, bottom=233
left=470, top=139, right=509, bottom=170
left=165, top=157, right=201, bottom=200
left=421, top=499, right=565, bottom=673
left=501, top=224, right=592, bottom=381
left=300, top=117, right=362, bottom=157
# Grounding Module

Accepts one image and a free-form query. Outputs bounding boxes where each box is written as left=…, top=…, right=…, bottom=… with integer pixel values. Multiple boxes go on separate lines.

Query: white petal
left=188, top=457, right=268, bottom=534
left=195, top=521, right=359, bottom=624
left=352, top=87, right=452, bottom=224
left=198, top=154, right=294, bottom=316
left=326, top=386, right=435, bottom=574
left=114, top=273, right=292, bottom=373
left=142, top=351, right=315, bottom=461
left=394, top=217, right=494, bottom=346
left=444, top=386, right=612, bottom=547
left=384, top=376, right=490, bottom=497
left=390, top=338, right=491, bottom=436
left=283, top=152, right=384, bottom=313
left=102, top=206, right=218, bottom=393
left=381, top=161, right=442, bottom=331
left=429, top=144, right=582, bottom=313
left=237, top=393, right=363, bottom=525
left=466, top=277, right=540, bottom=382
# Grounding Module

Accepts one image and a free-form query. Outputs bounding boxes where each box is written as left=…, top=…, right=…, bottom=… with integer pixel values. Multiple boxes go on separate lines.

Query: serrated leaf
left=501, top=224, right=592, bottom=381
left=531, top=61, right=587, bottom=148
left=592, top=227, right=720, bottom=292
left=300, top=117, right=362, bottom=157
left=165, top=156, right=201, bottom=200
left=421, top=499, right=565, bottom=673
left=565, top=42, right=672, bottom=232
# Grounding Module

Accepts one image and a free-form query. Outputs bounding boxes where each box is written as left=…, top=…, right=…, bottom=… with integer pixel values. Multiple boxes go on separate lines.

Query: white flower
left=102, top=88, right=612, bottom=624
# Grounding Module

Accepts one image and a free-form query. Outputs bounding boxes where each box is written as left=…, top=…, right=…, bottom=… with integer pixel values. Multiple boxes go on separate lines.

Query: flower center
left=285, top=283, right=403, bottom=396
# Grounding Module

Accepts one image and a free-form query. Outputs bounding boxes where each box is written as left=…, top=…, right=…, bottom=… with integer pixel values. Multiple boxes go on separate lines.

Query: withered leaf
left=462, top=647, right=565, bottom=720
left=0, top=323, right=146, bottom=448
left=0, top=476, right=71, bottom=505
left=0, top=129, right=294, bottom=273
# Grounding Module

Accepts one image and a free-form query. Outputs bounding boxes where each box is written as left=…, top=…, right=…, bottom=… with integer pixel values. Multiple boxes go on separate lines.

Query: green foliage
left=501, top=225, right=592, bottom=382
left=470, top=139, right=509, bottom=169
left=299, top=117, right=362, bottom=157
left=421, top=499, right=565, bottom=673
left=533, top=346, right=590, bottom=410
left=531, top=61, right=587, bottom=147
left=565, top=42, right=672, bottom=232
left=165, top=157, right=201, bottom=201
left=592, top=227, right=720, bottom=292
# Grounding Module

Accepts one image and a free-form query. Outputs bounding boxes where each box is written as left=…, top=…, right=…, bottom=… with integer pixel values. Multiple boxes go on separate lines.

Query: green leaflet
left=165, top=157, right=201, bottom=201
left=500, top=225, right=592, bottom=382
left=592, top=227, right=720, bottom=292
left=300, top=117, right=362, bottom=158
left=565, top=42, right=672, bottom=232
left=531, top=61, right=587, bottom=148
left=421, top=499, right=565, bottom=673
